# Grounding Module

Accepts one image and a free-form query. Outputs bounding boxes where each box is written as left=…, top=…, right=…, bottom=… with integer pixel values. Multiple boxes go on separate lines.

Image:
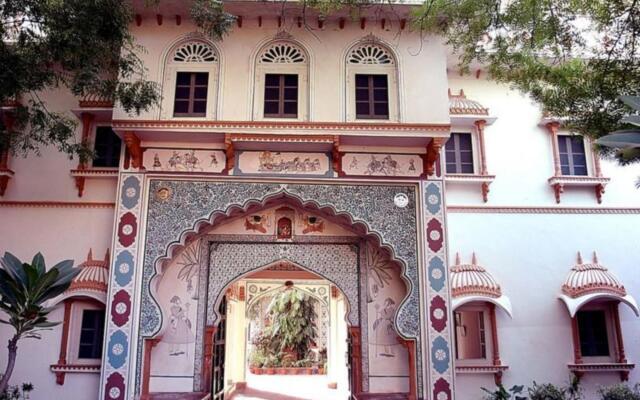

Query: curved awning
left=449, top=89, right=497, bottom=126
left=559, top=252, right=640, bottom=317
left=450, top=253, right=513, bottom=318
left=50, top=249, right=110, bottom=306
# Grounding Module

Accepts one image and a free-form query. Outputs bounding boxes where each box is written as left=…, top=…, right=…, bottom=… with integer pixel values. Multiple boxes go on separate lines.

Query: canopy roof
left=52, top=249, right=110, bottom=306
left=449, top=89, right=489, bottom=116
left=559, top=252, right=639, bottom=317
left=450, top=253, right=512, bottom=317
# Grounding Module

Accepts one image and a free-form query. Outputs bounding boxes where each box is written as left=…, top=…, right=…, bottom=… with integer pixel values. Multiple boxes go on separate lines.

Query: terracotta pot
left=249, top=366, right=256, bottom=374
left=266, top=368, right=275, bottom=375
left=254, top=368, right=264, bottom=375
left=318, top=367, right=325, bottom=375
left=276, top=367, right=287, bottom=375
left=304, top=367, right=313, bottom=375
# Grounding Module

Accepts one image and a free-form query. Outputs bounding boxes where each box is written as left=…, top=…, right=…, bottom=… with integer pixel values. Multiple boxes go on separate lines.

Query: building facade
left=1, top=2, right=639, bottom=400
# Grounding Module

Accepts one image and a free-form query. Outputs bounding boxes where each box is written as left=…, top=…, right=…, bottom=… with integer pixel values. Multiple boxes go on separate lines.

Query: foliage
left=0, top=383, right=33, bottom=400
left=528, top=382, right=568, bottom=400
left=597, top=96, right=640, bottom=164
left=482, top=384, right=527, bottom=400
left=0, top=252, right=79, bottom=392
left=414, top=0, right=640, bottom=165
left=266, top=287, right=318, bottom=360
left=0, top=0, right=231, bottom=160
left=598, top=384, right=640, bottom=400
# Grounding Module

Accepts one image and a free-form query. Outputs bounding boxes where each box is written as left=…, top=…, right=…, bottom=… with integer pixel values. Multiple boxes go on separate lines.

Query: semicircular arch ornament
left=259, top=42, right=307, bottom=64
left=348, top=43, right=394, bottom=65
left=172, top=41, right=218, bottom=63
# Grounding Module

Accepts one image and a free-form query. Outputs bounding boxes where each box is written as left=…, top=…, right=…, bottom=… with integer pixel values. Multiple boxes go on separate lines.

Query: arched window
left=253, top=40, right=309, bottom=121
left=345, top=40, right=399, bottom=121
left=161, top=38, right=220, bottom=119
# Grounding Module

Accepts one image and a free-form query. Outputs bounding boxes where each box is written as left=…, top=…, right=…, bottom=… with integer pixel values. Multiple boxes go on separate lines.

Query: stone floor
left=230, top=373, right=350, bottom=400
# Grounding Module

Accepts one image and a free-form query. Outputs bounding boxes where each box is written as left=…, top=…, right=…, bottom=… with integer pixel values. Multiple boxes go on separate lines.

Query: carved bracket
left=224, top=134, right=235, bottom=173
left=123, top=131, right=143, bottom=169
left=425, top=138, right=446, bottom=176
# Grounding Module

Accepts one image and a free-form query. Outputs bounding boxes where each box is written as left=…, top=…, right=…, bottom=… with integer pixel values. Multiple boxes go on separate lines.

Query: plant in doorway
left=266, top=285, right=318, bottom=362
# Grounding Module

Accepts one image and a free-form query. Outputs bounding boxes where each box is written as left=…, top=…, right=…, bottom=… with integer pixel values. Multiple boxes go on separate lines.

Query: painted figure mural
left=164, top=296, right=195, bottom=357
left=373, top=297, right=398, bottom=357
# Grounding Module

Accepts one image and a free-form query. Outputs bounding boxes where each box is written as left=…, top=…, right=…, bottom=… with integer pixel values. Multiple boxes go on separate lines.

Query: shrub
left=598, top=384, right=640, bottom=400
left=528, top=382, right=567, bottom=400
left=0, top=383, right=34, bottom=400
left=482, top=384, right=527, bottom=400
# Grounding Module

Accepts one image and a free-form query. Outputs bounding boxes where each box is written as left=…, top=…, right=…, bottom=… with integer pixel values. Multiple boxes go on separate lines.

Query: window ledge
left=456, top=365, right=509, bottom=385
left=568, top=362, right=634, bottom=381
left=50, top=363, right=101, bottom=385
left=70, top=168, right=118, bottom=197
left=548, top=176, right=611, bottom=204
left=0, top=167, right=14, bottom=178
left=445, top=174, right=496, bottom=203
left=0, top=168, right=15, bottom=196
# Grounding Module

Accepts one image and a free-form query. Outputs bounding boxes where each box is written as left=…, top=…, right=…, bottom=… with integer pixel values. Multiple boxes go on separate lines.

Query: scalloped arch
left=147, top=189, right=412, bottom=335
left=172, top=40, right=218, bottom=63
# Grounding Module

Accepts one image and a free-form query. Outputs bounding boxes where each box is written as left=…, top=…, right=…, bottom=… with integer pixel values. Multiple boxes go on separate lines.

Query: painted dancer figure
left=373, top=297, right=397, bottom=357
left=164, top=296, right=195, bottom=356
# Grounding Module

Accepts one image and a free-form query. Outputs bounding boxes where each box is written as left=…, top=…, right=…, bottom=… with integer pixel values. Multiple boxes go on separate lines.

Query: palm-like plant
left=596, top=96, right=640, bottom=186
left=267, top=287, right=318, bottom=360
left=0, top=252, right=79, bottom=393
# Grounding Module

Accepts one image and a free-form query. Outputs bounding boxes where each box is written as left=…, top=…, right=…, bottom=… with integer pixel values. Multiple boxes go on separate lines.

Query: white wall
left=448, top=211, right=640, bottom=399
left=447, top=74, right=640, bottom=207
left=114, top=21, right=450, bottom=125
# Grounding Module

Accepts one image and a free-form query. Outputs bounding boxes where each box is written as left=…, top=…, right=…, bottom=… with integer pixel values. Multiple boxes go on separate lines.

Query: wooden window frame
left=354, top=74, right=389, bottom=120
left=572, top=303, right=618, bottom=364
left=445, top=132, right=475, bottom=174
left=453, top=303, right=495, bottom=367
left=263, top=73, right=298, bottom=119
left=557, top=135, right=588, bottom=176
left=173, top=72, right=209, bottom=118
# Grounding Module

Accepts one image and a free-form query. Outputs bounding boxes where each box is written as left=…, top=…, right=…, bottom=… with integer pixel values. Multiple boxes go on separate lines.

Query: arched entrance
left=141, top=196, right=416, bottom=399
left=206, top=261, right=352, bottom=399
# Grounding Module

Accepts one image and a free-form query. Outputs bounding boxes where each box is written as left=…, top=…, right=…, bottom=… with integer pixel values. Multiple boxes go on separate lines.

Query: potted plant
left=598, top=384, right=640, bottom=400
left=263, top=356, right=277, bottom=375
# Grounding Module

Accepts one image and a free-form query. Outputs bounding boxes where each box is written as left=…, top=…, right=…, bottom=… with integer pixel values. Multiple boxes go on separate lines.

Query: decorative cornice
left=70, top=168, right=119, bottom=178
left=50, top=364, right=101, bottom=373
left=568, top=363, right=635, bottom=372
left=456, top=365, right=509, bottom=373
left=111, top=119, right=451, bottom=135
left=447, top=206, right=640, bottom=214
left=0, top=201, right=115, bottom=209
left=548, top=176, right=611, bottom=185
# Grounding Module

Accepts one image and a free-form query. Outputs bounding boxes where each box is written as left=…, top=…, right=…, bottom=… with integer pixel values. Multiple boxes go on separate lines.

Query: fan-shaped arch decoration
left=348, top=44, right=394, bottom=65
left=173, top=41, right=218, bottom=63
left=259, top=42, right=306, bottom=64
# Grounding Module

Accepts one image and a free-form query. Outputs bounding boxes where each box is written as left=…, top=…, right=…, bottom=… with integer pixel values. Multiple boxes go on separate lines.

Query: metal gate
left=212, top=296, right=227, bottom=399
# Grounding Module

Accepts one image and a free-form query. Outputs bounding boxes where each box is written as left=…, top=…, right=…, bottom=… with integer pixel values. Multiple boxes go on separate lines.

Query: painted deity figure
left=373, top=297, right=397, bottom=357
left=153, top=153, right=161, bottom=170
left=164, top=296, right=195, bottom=356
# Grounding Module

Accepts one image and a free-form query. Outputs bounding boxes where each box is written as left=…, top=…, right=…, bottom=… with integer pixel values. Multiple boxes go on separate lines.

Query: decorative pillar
left=546, top=122, right=562, bottom=177
left=54, top=301, right=73, bottom=385
left=123, top=132, right=143, bottom=169
left=398, top=338, right=417, bottom=400
left=475, top=120, right=488, bottom=175
left=570, top=316, right=583, bottom=365
left=99, top=172, right=146, bottom=400
left=488, top=303, right=504, bottom=385
left=422, top=174, right=455, bottom=399
left=611, top=303, right=627, bottom=363
left=140, top=337, right=161, bottom=398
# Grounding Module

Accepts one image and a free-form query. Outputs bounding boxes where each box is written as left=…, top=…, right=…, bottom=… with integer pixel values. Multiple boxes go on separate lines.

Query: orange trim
left=112, top=119, right=451, bottom=133
left=447, top=206, right=640, bottom=214
left=203, top=326, right=217, bottom=393
left=141, top=337, right=162, bottom=397
left=348, top=327, right=363, bottom=396
left=55, top=301, right=73, bottom=385
left=489, top=304, right=501, bottom=367
left=612, top=303, right=627, bottom=364
left=0, top=201, right=115, bottom=208
left=124, top=131, right=143, bottom=169
left=398, top=338, right=417, bottom=400
left=545, top=122, right=562, bottom=177
left=571, top=316, right=583, bottom=365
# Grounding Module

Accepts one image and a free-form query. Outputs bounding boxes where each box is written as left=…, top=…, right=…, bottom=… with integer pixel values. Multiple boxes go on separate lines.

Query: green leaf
left=32, top=253, right=46, bottom=275
left=1, top=252, right=27, bottom=287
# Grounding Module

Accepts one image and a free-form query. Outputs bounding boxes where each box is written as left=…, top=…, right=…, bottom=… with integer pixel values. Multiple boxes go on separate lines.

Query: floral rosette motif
left=425, top=183, right=442, bottom=214
left=430, top=295, right=448, bottom=332
left=117, top=212, right=137, bottom=247
left=431, top=336, right=450, bottom=374
left=433, top=377, right=452, bottom=400
left=114, top=251, right=134, bottom=287
left=426, top=218, right=443, bottom=252
left=105, top=372, right=125, bottom=400
left=428, top=256, right=446, bottom=291
left=107, top=330, right=128, bottom=369
left=120, top=176, right=140, bottom=210
left=111, top=290, right=132, bottom=327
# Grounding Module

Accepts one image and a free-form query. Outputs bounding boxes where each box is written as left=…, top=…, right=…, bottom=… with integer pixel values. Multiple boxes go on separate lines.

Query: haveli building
left=1, top=2, right=639, bottom=400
